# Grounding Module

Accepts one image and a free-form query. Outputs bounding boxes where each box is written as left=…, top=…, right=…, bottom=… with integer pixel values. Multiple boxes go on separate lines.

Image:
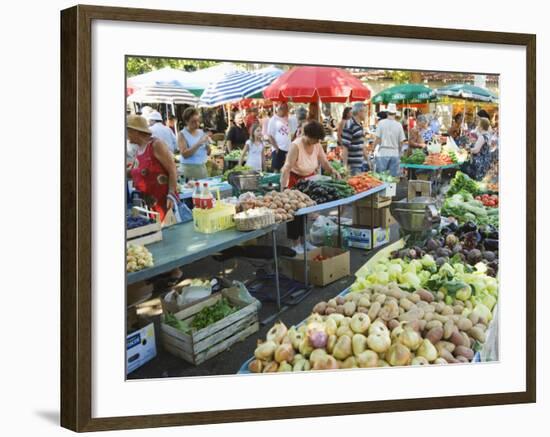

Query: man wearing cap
left=148, top=111, right=178, bottom=154
left=373, top=103, right=406, bottom=177
left=267, top=103, right=298, bottom=172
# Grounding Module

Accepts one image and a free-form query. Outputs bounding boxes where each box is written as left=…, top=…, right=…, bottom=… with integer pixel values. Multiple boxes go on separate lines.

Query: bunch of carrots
left=347, top=173, right=383, bottom=193
left=424, top=153, right=454, bottom=166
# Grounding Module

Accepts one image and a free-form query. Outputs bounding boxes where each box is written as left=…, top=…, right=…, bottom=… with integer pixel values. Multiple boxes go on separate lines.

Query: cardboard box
left=126, top=322, right=156, bottom=374
left=383, top=182, right=397, bottom=197
left=127, top=281, right=154, bottom=307
left=355, top=194, right=392, bottom=209
left=347, top=227, right=390, bottom=250
left=352, top=206, right=395, bottom=227
left=280, top=247, right=350, bottom=286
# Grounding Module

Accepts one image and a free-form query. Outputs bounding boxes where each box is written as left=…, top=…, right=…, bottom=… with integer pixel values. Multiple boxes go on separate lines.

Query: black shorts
left=271, top=149, right=288, bottom=171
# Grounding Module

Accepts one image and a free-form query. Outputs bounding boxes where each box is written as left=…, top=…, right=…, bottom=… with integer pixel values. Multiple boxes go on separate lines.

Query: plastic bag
left=309, top=215, right=338, bottom=246
left=167, top=193, right=193, bottom=224
left=445, top=136, right=459, bottom=152
left=222, top=281, right=261, bottom=311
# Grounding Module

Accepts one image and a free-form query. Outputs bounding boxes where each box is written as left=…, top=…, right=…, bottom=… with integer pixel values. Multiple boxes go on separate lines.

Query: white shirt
left=267, top=114, right=298, bottom=152
left=150, top=122, right=177, bottom=153
left=375, top=118, right=406, bottom=157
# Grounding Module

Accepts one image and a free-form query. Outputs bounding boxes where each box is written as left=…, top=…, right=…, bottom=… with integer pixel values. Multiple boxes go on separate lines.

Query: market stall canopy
left=371, top=83, right=437, bottom=104
left=263, top=66, right=371, bottom=103
left=127, top=84, right=199, bottom=105
left=198, top=68, right=283, bottom=107
left=162, top=62, right=242, bottom=97
left=127, top=67, right=190, bottom=89
left=434, top=84, right=498, bottom=103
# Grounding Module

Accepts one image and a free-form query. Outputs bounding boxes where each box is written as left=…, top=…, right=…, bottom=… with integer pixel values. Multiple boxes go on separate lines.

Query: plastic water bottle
left=201, top=183, right=214, bottom=209
left=192, top=182, right=201, bottom=208
left=324, top=224, right=333, bottom=248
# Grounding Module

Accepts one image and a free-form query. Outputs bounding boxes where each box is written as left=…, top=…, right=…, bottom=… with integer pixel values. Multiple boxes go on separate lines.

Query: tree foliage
left=126, top=57, right=220, bottom=77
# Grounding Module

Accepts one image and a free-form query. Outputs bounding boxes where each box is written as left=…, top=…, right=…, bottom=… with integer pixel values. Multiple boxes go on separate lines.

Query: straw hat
left=127, top=114, right=151, bottom=134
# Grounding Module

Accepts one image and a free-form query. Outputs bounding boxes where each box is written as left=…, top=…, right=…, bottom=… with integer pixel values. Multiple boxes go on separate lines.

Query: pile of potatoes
left=239, top=189, right=315, bottom=223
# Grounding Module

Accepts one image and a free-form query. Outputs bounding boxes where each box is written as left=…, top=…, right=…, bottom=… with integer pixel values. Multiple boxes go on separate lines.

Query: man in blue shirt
left=148, top=111, right=178, bottom=153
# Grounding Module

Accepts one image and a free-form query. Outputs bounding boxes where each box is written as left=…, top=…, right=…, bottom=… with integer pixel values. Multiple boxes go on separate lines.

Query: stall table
left=127, top=222, right=284, bottom=310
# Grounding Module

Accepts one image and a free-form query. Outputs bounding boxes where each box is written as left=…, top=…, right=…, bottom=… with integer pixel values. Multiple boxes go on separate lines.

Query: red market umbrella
left=263, top=66, right=371, bottom=103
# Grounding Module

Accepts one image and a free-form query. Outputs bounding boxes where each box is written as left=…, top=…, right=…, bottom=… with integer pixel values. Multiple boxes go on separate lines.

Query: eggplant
left=467, top=249, right=482, bottom=264
left=483, top=238, right=499, bottom=251
left=447, top=222, right=459, bottom=232
left=426, top=238, right=439, bottom=251
left=482, top=251, right=496, bottom=262
left=460, top=221, right=478, bottom=234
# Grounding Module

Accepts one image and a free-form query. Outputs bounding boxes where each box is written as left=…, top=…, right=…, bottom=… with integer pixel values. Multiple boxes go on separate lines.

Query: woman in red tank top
left=127, top=115, right=178, bottom=221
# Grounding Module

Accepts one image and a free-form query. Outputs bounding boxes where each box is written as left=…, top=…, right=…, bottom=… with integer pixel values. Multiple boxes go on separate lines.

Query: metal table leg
left=370, top=197, right=375, bottom=250
left=337, top=205, right=342, bottom=247
left=303, top=215, right=308, bottom=287
left=272, top=228, right=281, bottom=311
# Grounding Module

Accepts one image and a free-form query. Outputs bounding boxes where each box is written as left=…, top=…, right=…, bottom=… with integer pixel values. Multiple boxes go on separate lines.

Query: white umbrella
left=127, top=67, right=190, bottom=89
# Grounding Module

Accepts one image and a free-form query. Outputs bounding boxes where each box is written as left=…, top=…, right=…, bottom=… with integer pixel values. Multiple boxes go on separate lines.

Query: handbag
left=166, top=193, right=193, bottom=224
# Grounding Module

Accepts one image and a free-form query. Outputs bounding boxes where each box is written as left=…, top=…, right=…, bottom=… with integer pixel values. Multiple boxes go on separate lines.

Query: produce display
left=294, top=179, right=355, bottom=203
left=441, top=192, right=499, bottom=227
left=239, top=189, right=316, bottom=223
left=401, top=150, right=426, bottom=164
left=424, top=153, right=454, bottom=166
left=222, top=165, right=253, bottom=181
left=234, top=207, right=275, bottom=230
left=326, top=146, right=343, bottom=161
left=249, top=283, right=491, bottom=373
left=126, top=215, right=155, bottom=229
left=394, top=222, right=498, bottom=276
left=224, top=150, right=242, bottom=161
left=126, top=244, right=154, bottom=272
left=313, top=254, right=331, bottom=262
left=164, top=297, right=237, bottom=333
left=446, top=171, right=481, bottom=197
left=368, top=171, right=398, bottom=183
left=347, top=173, right=383, bottom=193
left=328, top=160, right=348, bottom=177
left=475, top=194, right=499, bottom=207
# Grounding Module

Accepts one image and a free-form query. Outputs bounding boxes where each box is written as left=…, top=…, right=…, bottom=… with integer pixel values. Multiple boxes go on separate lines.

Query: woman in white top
left=239, top=123, right=265, bottom=171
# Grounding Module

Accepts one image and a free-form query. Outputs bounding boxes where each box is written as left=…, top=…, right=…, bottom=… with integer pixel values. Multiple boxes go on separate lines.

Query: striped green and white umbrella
left=371, top=83, right=437, bottom=104
left=434, top=84, right=498, bottom=103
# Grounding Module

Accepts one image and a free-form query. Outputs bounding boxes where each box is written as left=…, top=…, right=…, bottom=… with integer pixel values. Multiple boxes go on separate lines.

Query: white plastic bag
left=309, top=215, right=338, bottom=245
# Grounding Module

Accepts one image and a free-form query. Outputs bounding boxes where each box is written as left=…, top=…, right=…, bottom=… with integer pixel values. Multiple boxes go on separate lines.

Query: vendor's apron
left=288, top=171, right=315, bottom=189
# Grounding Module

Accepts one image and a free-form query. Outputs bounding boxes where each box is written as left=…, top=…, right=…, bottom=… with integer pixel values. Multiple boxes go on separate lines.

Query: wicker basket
left=234, top=208, right=275, bottom=231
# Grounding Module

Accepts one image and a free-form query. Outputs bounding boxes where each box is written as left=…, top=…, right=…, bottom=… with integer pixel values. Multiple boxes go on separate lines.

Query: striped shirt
left=341, top=117, right=365, bottom=169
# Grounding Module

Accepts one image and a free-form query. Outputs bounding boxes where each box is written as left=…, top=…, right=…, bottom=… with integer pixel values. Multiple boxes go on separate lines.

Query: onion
left=262, top=361, right=279, bottom=372
left=366, top=333, right=391, bottom=353
left=254, top=340, right=277, bottom=361
left=308, top=330, right=328, bottom=349
left=266, top=322, right=288, bottom=344
left=386, top=343, right=412, bottom=366
left=277, top=361, right=293, bottom=372
left=399, top=327, right=422, bottom=351
left=274, top=343, right=295, bottom=364
left=417, top=339, right=438, bottom=362
left=248, top=359, right=263, bottom=373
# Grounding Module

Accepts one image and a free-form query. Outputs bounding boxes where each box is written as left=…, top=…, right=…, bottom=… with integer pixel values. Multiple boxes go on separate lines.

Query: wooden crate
left=126, top=207, right=163, bottom=246
left=355, top=194, right=392, bottom=209
left=160, top=292, right=259, bottom=365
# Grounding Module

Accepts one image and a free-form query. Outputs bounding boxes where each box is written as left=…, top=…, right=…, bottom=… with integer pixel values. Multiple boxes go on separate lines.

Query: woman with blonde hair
left=461, top=117, right=493, bottom=180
